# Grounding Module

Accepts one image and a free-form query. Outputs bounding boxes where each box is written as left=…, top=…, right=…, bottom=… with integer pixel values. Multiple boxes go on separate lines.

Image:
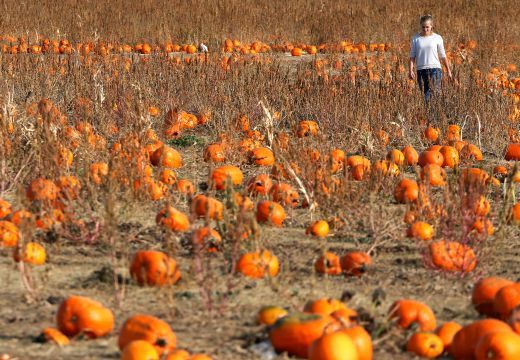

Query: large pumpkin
left=56, top=296, right=114, bottom=338
left=130, top=250, right=181, bottom=286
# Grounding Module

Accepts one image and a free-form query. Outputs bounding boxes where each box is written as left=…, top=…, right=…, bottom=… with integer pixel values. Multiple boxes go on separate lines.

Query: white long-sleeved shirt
left=409, top=33, right=447, bottom=70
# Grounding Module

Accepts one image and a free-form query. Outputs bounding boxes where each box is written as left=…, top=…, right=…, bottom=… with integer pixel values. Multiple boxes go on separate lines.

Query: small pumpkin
left=406, top=332, right=444, bottom=359
left=121, top=340, right=160, bottom=360
left=296, top=120, right=319, bottom=137
left=429, top=240, right=476, bottom=273
left=38, top=327, right=70, bottom=346
left=304, top=298, right=349, bottom=316
left=256, top=200, right=286, bottom=226
left=493, top=283, right=520, bottom=320
left=394, top=179, right=419, bottom=203
left=203, top=143, right=226, bottom=163
left=210, top=165, right=243, bottom=190
left=340, top=252, right=372, bottom=276
left=150, top=146, right=183, bottom=169
left=236, top=250, right=279, bottom=279
left=306, top=220, right=330, bottom=238
left=249, top=147, right=275, bottom=166
left=247, top=174, right=273, bottom=196
left=314, top=252, right=342, bottom=275
left=191, top=227, right=222, bottom=253
left=56, top=296, right=114, bottom=338
left=190, top=195, right=223, bottom=220
left=418, top=151, right=444, bottom=167
left=0, top=221, right=20, bottom=247
left=13, top=242, right=46, bottom=265
left=130, top=250, right=181, bottom=286
left=118, top=314, right=176, bottom=355
left=421, top=164, right=446, bottom=186
left=406, top=221, right=434, bottom=241
left=257, top=306, right=288, bottom=326
left=388, top=299, right=436, bottom=331
left=402, top=146, right=419, bottom=166
left=435, top=322, right=462, bottom=353
left=505, top=143, right=520, bottom=161
left=156, top=206, right=190, bottom=232
left=0, top=199, right=12, bottom=219
left=26, top=178, right=59, bottom=201
left=270, top=183, right=299, bottom=208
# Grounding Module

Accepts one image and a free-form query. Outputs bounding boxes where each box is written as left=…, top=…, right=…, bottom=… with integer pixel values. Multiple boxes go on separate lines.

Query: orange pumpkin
left=340, top=252, right=372, bottom=276
left=0, top=220, right=20, bottom=247
left=308, top=331, right=359, bottom=360
left=210, top=165, right=243, bottom=190
left=0, top=199, right=12, bottom=219
left=249, top=147, right=275, bottom=166
left=435, top=322, right=462, bottom=353
left=270, top=182, right=299, bottom=208
left=429, top=240, right=476, bottom=273
left=247, top=174, right=273, bottom=196
left=340, top=326, right=372, bottom=360
left=424, top=126, right=440, bottom=142
left=407, top=221, right=434, bottom=241
left=505, top=143, right=520, bottom=161
left=118, top=314, right=176, bottom=355
left=493, top=283, right=520, bottom=320
left=203, top=143, right=226, bottom=163
left=26, top=178, right=59, bottom=201
left=460, top=143, right=483, bottom=161
left=191, top=227, right=222, bottom=252
left=389, top=299, right=436, bottom=331
left=256, top=200, right=286, bottom=226
left=269, top=313, right=339, bottom=358
left=472, top=277, right=514, bottom=317
left=402, top=146, right=419, bottom=166
left=418, top=151, right=444, bottom=167
left=314, top=252, right=342, bottom=275
left=190, top=195, right=223, bottom=220
left=304, top=298, right=349, bottom=316
left=56, top=296, right=114, bottom=338
left=474, top=331, right=520, bottom=360
left=296, top=120, right=319, bottom=137
left=236, top=250, right=279, bottom=279
left=450, top=319, right=512, bottom=359
left=121, top=340, right=160, bottom=360
left=440, top=146, right=459, bottom=168
left=130, top=250, right=181, bottom=286
left=150, top=146, right=183, bottom=169
left=156, top=206, right=190, bottom=232
left=306, top=220, right=330, bottom=238
left=407, top=332, right=444, bottom=359
left=13, top=242, right=46, bottom=265
left=421, top=164, right=446, bottom=186
left=394, top=178, right=419, bottom=203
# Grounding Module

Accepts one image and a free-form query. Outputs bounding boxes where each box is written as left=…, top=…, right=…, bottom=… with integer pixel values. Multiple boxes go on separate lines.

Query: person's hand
left=447, top=72, right=453, bottom=81
left=409, top=71, right=415, bottom=80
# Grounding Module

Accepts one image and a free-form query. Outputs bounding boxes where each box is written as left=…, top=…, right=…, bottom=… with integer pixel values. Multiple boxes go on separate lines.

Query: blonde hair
left=420, top=14, right=433, bottom=25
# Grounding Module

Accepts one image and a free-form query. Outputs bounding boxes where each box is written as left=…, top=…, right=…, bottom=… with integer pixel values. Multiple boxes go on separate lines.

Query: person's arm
left=438, top=37, right=452, bottom=79
left=409, top=57, right=416, bottom=79
left=409, top=38, right=416, bottom=79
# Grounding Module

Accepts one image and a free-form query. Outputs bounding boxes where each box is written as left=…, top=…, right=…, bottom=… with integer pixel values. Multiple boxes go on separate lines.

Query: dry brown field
left=0, top=1, right=519, bottom=359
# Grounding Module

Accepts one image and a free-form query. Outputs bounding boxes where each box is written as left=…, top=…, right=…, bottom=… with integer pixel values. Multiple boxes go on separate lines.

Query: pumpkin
left=55, top=175, right=81, bottom=200
left=389, top=299, right=436, bottom=331
left=314, top=252, right=342, bottom=275
left=13, top=242, right=46, bottom=265
left=156, top=206, right=190, bottom=232
left=257, top=306, right=288, bottom=326
left=394, top=178, right=419, bottom=203
left=347, top=155, right=371, bottom=169
left=56, top=296, right=114, bottom=338
left=505, top=143, right=520, bottom=161
left=130, top=250, right=181, bottom=286
left=90, top=162, right=109, bottom=184
left=351, top=164, right=369, bottom=181
left=203, top=143, right=226, bottom=163
left=512, top=203, right=520, bottom=224
left=118, top=314, right=176, bottom=355
left=421, top=164, right=446, bottom=186
left=121, top=340, right=160, bottom=360
left=236, top=250, right=279, bottom=279
left=440, top=146, right=459, bottom=168
left=249, top=147, right=275, bottom=166
left=340, top=326, right=372, bottom=360
left=26, top=178, right=59, bottom=201
left=165, top=349, right=191, bottom=360
left=308, top=331, right=359, bottom=360
left=340, top=252, right=372, bottom=276
left=150, top=146, right=183, bottom=169
left=387, top=149, right=405, bottom=166
left=474, top=330, right=520, bottom=360
left=330, top=149, right=346, bottom=173
left=460, top=143, right=483, bottom=161
left=159, top=169, right=177, bottom=185
left=191, top=227, right=222, bottom=252
left=175, top=179, right=195, bottom=195
left=418, top=151, right=444, bottom=167
left=269, top=312, right=338, bottom=358
left=270, top=183, right=299, bottom=207
left=191, top=195, right=223, bottom=220
left=435, top=322, right=462, bottom=353
left=402, top=146, right=419, bottom=166
left=304, top=298, right=349, bottom=316
left=407, top=221, right=434, bottom=241
left=256, top=200, right=286, bottom=226
left=296, top=120, right=319, bottom=137
left=446, top=124, right=461, bottom=142
left=291, top=47, right=303, bottom=56
left=406, top=332, right=444, bottom=359
left=429, top=240, right=477, bottom=272
left=450, top=319, right=512, bottom=359
left=247, top=174, right=273, bottom=196
left=0, top=221, right=20, bottom=247
left=424, top=126, right=440, bottom=142
left=493, top=283, right=520, bottom=320
left=210, top=165, right=243, bottom=190
left=306, top=220, right=330, bottom=238
left=472, top=277, right=514, bottom=317
left=0, top=199, right=12, bottom=219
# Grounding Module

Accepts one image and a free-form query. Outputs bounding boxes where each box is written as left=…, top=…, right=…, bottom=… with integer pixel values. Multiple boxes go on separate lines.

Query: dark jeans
left=417, top=68, right=442, bottom=103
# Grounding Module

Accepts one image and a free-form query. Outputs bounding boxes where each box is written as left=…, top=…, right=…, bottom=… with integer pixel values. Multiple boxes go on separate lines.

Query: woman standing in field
left=409, top=15, right=452, bottom=104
